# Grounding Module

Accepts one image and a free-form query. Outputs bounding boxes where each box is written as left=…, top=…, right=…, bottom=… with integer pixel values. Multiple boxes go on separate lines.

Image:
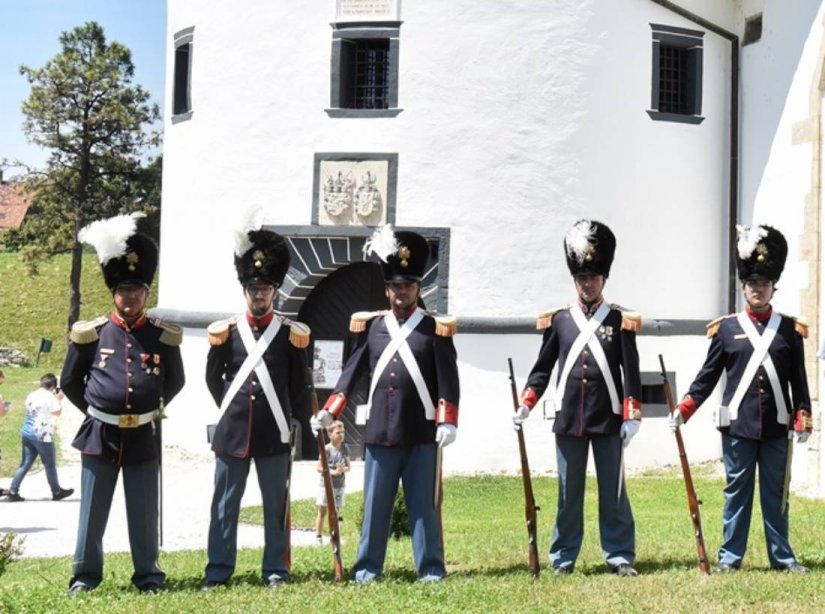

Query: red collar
left=111, top=310, right=148, bottom=331
left=746, top=305, right=772, bottom=322
left=578, top=298, right=604, bottom=317
left=246, top=310, right=274, bottom=329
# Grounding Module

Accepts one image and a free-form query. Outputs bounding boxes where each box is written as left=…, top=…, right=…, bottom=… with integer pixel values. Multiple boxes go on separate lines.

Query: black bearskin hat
left=234, top=229, right=290, bottom=288
left=564, top=219, right=616, bottom=277
left=363, top=225, right=429, bottom=283
left=79, top=213, right=158, bottom=290
left=736, top=224, right=787, bottom=281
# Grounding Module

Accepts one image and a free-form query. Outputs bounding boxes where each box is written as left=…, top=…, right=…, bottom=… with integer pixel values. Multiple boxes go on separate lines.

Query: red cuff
left=520, top=388, right=539, bottom=410
left=436, top=399, right=459, bottom=426
left=795, top=410, right=813, bottom=433
left=322, top=392, right=347, bottom=418
left=678, top=396, right=698, bottom=422
left=623, top=396, right=642, bottom=421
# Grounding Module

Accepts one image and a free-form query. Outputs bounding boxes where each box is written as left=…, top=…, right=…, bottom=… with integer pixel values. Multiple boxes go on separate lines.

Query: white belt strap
left=726, top=311, right=787, bottom=424
left=221, top=317, right=290, bottom=444
left=366, top=309, right=435, bottom=420
left=88, top=406, right=158, bottom=427
left=555, top=302, right=621, bottom=415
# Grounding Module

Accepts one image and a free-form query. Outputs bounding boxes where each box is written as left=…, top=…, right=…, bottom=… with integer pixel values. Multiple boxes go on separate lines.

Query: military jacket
left=684, top=311, right=810, bottom=440
left=61, top=313, right=185, bottom=465
left=206, top=314, right=309, bottom=458
left=332, top=310, right=460, bottom=447
left=524, top=304, right=641, bottom=437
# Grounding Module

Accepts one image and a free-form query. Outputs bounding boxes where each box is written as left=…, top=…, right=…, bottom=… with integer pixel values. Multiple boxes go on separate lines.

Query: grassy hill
left=0, top=250, right=158, bottom=370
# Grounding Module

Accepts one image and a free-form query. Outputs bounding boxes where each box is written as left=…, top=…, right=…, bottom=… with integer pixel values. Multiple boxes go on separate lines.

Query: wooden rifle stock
left=508, top=358, right=540, bottom=578
left=307, top=358, right=345, bottom=582
left=659, top=355, right=710, bottom=574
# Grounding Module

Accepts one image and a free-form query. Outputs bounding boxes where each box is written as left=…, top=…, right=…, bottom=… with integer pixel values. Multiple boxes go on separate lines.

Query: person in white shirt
left=6, top=373, right=74, bottom=502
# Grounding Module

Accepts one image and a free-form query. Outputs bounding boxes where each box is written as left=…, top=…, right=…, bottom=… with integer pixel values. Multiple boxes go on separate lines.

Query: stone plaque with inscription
left=336, top=0, right=400, bottom=22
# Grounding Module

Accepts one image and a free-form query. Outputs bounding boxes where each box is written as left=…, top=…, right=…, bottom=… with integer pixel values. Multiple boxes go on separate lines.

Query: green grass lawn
left=3, top=474, right=825, bottom=613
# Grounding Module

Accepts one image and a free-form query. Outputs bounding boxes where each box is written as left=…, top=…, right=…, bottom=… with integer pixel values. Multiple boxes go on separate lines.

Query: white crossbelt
left=88, top=406, right=158, bottom=428
left=723, top=311, right=787, bottom=425
left=219, top=317, right=290, bottom=444
left=554, top=302, right=621, bottom=415
left=366, top=308, right=435, bottom=421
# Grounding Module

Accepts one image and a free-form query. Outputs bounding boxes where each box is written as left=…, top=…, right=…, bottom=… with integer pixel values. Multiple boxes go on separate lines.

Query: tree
left=18, top=21, right=160, bottom=329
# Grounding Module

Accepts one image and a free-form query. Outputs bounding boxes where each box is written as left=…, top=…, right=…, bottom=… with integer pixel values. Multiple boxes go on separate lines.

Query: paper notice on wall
left=313, top=340, right=344, bottom=389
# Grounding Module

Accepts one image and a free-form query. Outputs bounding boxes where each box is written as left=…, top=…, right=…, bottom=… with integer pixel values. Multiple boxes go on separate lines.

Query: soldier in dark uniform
left=670, top=224, right=811, bottom=573
left=61, top=213, right=185, bottom=595
left=513, top=220, right=642, bottom=576
left=203, top=226, right=310, bottom=589
left=312, top=227, right=460, bottom=583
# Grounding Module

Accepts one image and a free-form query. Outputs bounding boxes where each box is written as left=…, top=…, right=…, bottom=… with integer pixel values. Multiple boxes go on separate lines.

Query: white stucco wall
left=160, top=0, right=734, bottom=320
left=158, top=0, right=824, bottom=477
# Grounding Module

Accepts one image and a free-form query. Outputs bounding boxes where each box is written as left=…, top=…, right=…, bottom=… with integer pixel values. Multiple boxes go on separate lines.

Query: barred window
left=172, top=27, right=194, bottom=122
left=648, top=24, right=704, bottom=125
left=328, top=25, right=401, bottom=118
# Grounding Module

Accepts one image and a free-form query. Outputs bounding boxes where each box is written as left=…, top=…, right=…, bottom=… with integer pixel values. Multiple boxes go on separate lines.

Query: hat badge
left=397, top=245, right=411, bottom=268
left=756, top=243, right=768, bottom=263
left=253, top=249, right=265, bottom=269
left=126, top=251, right=139, bottom=272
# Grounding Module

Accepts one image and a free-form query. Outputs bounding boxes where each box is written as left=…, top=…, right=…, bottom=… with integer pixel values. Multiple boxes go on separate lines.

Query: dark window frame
left=647, top=23, right=705, bottom=125
left=327, top=23, right=402, bottom=118
left=172, top=27, right=194, bottom=123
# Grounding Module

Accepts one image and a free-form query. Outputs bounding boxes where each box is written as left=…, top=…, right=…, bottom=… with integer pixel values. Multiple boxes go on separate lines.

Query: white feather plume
left=233, top=206, right=265, bottom=257
left=78, top=212, right=146, bottom=265
left=363, top=224, right=398, bottom=262
left=565, top=220, right=595, bottom=264
left=736, top=224, right=768, bottom=259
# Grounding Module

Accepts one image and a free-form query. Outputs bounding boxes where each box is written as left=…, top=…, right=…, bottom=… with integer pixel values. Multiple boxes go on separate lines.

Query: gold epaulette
left=152, top=318, right=183, bottom=346
left=207, top=316, right=239, bottom=346
left=69, top=316, right=108, bottom=344
left=706, top=314, right=736, bottom=338
left=349, top=311, right=384, bottom=333
left=790, top=315, right=809, bottom=339
left=286, top=320, right=311, bottom=348
left=536, top=307, right=565, bottom=330
left=432, top=314, right=457, bottom=338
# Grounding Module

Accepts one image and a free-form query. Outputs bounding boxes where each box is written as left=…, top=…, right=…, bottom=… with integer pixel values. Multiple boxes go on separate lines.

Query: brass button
left=582, top=378, right=588, bottom=383
left=392, top=358, right=398, bottom=362
left=388, top=386, right=394, bottom=392
left=127, top=358, right=132, bottom=363
left=128, top=387, right=133, bottom=393
left=583, top=364, right=588, bottom=370
left=251, top=395, right=257, bottom=401
left=251, top=381, right=258, bottom=387
left=390, top=372, right=396, bottom=377
left=759, top=388, right=765, bottom=394
left=127, top=372, right=133, bottom=378
left=126, top=404, right=132, bottom=410
left=127, top=343, right=132, bottom=348
left=758, top=375, right=764, bottom=381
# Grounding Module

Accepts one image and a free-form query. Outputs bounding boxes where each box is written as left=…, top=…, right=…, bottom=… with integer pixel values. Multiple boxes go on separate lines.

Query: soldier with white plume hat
left=61, top=212, right=185, bottom=595
left=311, top=224, right=460, bottom=583
left=670, top=224, right=812, bottom=574
left=513, top=219, right=642, bottom=577
left=202, top=211, right=311, bottom=589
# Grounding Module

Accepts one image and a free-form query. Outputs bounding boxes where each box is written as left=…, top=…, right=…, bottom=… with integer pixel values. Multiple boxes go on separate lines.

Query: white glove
left=620, top=419, right=640, bottom=448
left=310, top=410, right=333, bottom=435
left=797, top=430, right=810, bottom=444
left=512, top=404, right=531, bottom=429
left=435, top=424, right=457, bottom=447
left=669, top=411, right=685, bottom=433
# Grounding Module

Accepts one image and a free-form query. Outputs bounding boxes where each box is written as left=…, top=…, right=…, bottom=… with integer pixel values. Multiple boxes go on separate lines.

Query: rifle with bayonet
left=508, top=358, right=540, bottom=578
left=306, top=352, right=344, bottom=582
left=659, top=354, right=710, bottom=574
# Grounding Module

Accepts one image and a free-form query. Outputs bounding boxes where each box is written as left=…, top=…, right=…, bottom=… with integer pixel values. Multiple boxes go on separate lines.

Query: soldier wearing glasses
left=670, top=225, right=812, bottom=574
left=62, top=213, right=185, bottom=595
left=203, top=224, right=310, bottom=589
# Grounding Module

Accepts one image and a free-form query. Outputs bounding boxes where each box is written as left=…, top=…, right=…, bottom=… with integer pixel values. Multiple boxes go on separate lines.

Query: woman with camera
left=5, top=373, right=74, bottom=501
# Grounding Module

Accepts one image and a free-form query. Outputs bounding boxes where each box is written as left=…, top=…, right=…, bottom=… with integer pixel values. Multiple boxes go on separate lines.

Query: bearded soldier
left=312, top=226, right=460, bottom=583
left=202, top=223, right=310, bottom=589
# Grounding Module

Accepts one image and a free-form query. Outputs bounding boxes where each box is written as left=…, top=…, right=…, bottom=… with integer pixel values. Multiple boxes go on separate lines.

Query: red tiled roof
left=0, top=182, right=31, bottom=230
